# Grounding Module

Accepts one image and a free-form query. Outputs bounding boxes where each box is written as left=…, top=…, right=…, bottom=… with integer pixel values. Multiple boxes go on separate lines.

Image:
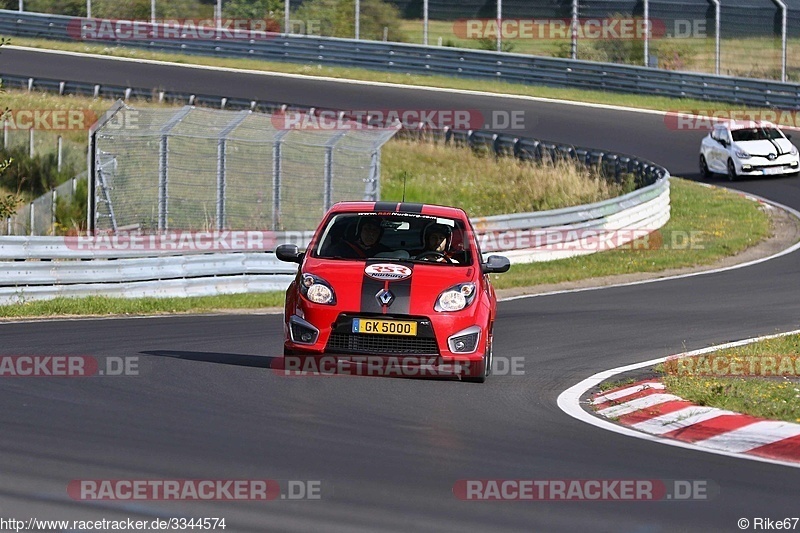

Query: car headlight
left=734, top=149, right=751, bottom=159
left=791, top=146, right=798, bottom=156
left=299, top=274, right=336, bottom=305
left=435, top=283, right=476, bottom=312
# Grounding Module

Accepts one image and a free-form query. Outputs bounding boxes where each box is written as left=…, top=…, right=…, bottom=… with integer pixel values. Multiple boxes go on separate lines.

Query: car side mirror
left=719, top=139, right=728, bottom=147
left=482, top=255, right=510, bottom=274
left=276, top=244, right=304, bottom=264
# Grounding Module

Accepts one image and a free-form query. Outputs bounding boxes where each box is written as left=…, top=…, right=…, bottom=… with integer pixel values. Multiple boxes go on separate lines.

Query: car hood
left=734, top=138, right=795, bottom=157
left=302, top=257, right=479, bottom=315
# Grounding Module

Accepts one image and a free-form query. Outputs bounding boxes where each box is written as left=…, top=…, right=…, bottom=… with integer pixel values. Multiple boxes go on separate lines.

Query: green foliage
left=476, top=36, right=515, bottom=53
left=654, top=40, right=697, bottom=71
left=27, top=0, right=216, bottom=19
left=0, top=145, right=76, bottom=197
left=223, top=0, right=284, bottom=20
left=292, top=0, right=404, bottom=41
left=25, top=0, right=86, bottom=16
left=54, top=178, right=87, bottom=235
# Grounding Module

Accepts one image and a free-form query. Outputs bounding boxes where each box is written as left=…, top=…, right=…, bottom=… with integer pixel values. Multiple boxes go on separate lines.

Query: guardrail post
left=29, top=201, right=34, bottom=236
left=28, top=127, right=34, bottom=158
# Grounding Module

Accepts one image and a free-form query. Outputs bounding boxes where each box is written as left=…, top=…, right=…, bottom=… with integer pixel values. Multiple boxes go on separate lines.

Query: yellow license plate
left=352, top=319, right=417, bottom=336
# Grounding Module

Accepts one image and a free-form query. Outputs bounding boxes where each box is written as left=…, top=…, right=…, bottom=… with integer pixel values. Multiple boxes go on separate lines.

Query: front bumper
left=737, top=156, right=799, bottom=176
left=284, top=306, right=489, bottom=372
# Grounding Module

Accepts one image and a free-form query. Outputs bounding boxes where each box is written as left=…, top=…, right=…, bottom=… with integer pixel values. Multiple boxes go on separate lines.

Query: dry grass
left=381, top=139, right=629, bottom=216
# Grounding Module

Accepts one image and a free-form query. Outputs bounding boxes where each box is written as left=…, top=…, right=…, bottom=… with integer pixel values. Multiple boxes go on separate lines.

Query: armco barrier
left=0, top=176, right=669, bottom=304
left=1, top=10, right=800, bottom=107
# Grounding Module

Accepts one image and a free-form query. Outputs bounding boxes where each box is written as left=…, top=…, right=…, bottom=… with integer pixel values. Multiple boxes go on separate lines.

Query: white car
left=699, top=121, right=799, bottom=180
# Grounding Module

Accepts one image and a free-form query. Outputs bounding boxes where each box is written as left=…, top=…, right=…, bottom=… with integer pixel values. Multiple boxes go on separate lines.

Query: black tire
left=463, top=339, right=492, bottom=383
left=727, top=158, right=738, bottom=181
left=699, top=154, right=711, bottom=179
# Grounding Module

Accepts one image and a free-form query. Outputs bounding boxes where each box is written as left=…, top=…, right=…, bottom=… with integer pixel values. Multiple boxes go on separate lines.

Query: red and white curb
left=592, top=380, right=800, bottom=463
left=557, top=329, right=800, bottom=469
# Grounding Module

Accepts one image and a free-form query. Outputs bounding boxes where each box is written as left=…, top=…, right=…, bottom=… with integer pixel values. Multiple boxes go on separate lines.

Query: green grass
left=399, top=20, right=800, bottom=81
left=4, top=37, right=784, bottom=114
left=381, top=139, right=629, bottom=216
left=0, top=293, right=285, bottom=318
left=491, top=178, right=771, bottom=289
left=658, top=334, right=800, bottom=423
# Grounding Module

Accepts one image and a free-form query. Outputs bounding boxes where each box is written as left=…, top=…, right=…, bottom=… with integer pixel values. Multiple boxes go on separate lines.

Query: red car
left=275, top=202, right=510, bottom=382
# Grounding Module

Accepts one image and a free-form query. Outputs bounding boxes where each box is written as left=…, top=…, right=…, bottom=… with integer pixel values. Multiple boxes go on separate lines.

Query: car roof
left=328, top=201, right=469, bottom=220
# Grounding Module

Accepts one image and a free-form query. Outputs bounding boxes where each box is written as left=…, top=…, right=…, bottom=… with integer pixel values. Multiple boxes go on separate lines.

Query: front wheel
left=727, top=158, right=738, bottom=181
left=462, top=339, right=492, bottom=383
left=699, top=154, right=711, bottom=179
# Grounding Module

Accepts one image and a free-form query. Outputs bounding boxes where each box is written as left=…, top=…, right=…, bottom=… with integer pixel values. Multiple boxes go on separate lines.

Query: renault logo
left=376, top=289, right=394, bottom=306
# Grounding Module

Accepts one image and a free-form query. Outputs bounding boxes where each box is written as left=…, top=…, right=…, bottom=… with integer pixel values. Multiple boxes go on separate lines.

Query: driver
left=331, top=217, right=389, bottom=259
left=418, top=223, right=459, bottom=263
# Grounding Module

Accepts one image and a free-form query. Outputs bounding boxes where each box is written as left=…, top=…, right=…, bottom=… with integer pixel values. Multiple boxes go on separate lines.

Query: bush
left=0, top=146, right=77, bottom=198
left=54, top=178, right=87, bottom=235
left=653, top=40, right=696, bottom=71
left=476, top=37, right=515, bottom=54
left=223, top=0, right=284, bottom=21
left=292, top=0, right=404, bottom=41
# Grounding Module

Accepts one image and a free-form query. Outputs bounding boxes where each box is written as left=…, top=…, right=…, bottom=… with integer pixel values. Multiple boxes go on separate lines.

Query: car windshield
left=731, top=127, right=784, bottom=142
left=312, top=213, right=473, bottom=266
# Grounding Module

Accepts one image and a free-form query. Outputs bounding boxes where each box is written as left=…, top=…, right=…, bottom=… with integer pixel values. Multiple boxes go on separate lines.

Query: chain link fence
left=90, top=104, right=398, bottom=233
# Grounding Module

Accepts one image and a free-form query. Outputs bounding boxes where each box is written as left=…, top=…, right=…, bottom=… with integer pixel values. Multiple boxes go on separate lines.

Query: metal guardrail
left=0, top=175, right=669, bottom=303
left=1, top=10, right=800, bottom=107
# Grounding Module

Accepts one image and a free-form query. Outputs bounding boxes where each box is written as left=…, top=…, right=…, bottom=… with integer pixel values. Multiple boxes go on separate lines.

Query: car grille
left=326, top=332, right=439, bottom=355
